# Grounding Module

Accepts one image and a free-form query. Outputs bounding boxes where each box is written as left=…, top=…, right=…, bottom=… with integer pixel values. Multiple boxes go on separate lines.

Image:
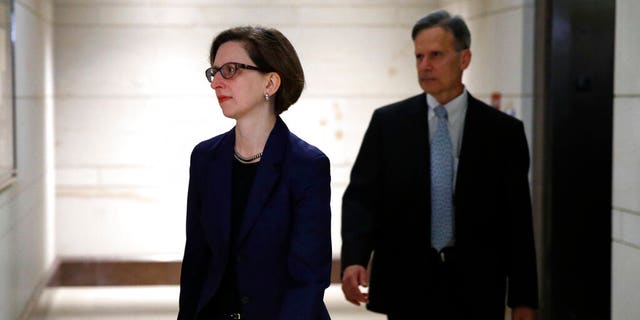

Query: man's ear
left=460, top=49, right=471, bottom=71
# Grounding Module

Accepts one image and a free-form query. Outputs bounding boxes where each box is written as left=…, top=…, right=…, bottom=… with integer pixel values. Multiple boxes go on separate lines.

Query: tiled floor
left=28, top=284, right=386, bottom=320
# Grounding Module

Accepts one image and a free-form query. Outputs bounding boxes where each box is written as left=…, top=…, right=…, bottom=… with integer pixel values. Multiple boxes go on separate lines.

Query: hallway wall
left=612, top=0, right=640, bottom=319
left=53, top=0, right=536, bottom=262
left=441, top=0, right=535, bottom=145
left=0, top=0, right=55, bottom=318
left=52, top=0, right=438, bottom=259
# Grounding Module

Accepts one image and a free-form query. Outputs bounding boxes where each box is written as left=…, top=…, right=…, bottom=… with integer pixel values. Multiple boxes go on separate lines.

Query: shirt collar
left=426, top=87, right=468, bottom=120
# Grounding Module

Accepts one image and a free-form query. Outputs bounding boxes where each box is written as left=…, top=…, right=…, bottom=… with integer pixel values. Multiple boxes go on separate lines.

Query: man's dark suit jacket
left=341, top=92, right=538, bottom=317
left=179, top=117, right=332, bottom=320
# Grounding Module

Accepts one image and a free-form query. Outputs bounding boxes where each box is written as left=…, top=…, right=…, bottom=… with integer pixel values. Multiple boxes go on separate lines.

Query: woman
left=178, top=26, right=332, bottom=320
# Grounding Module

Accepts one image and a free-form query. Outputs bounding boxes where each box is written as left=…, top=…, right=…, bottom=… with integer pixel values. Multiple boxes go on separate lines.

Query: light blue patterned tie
left=431, top=105, right=454, bottom=251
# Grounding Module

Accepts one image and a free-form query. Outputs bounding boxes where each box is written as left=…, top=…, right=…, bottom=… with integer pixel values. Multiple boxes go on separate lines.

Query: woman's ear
left=266, top=72, right=281, bottom=96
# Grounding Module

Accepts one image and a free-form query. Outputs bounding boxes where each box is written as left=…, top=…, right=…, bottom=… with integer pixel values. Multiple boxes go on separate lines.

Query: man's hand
left=341, top=265, right=369, bottom=306
left=511, top=306, right=536, bottom=320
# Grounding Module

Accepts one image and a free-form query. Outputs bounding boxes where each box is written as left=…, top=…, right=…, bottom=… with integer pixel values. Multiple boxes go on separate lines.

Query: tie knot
left=434, top=105, right=448, bottom=119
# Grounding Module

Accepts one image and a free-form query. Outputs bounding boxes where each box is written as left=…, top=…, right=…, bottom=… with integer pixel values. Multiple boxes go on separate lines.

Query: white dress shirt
left=427, top=88, right=468, bottom=189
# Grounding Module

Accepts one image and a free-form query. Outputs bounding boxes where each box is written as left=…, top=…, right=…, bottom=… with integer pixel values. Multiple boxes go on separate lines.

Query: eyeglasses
left=205, top=62, right=263, bottom=82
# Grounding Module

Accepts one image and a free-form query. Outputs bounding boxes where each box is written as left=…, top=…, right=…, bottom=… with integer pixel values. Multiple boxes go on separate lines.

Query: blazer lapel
left=235, top=117, right=288, bottom=249
left=201, top=130, right=235, bottom=253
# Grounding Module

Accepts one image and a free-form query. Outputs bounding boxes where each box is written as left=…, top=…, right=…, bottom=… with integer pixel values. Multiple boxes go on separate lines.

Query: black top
left=209, top=158, right=259, bottom=314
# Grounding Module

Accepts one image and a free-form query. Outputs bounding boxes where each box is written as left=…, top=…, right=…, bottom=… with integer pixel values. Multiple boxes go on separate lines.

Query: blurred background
left=1, top=0, right=638, bottom=319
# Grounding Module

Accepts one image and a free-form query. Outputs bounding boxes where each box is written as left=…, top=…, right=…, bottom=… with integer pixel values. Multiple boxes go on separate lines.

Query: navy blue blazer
left=178, top=117, right=332, bottom=320
left=341, top=93, right=538, bottom=317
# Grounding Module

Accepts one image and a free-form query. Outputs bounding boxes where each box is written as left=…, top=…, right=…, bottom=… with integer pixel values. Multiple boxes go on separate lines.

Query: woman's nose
left=211, top=74, right=223, bottom=89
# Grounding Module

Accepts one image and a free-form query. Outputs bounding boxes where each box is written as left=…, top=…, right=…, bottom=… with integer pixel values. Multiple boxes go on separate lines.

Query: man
left=340, top=9, right=538, bottom=320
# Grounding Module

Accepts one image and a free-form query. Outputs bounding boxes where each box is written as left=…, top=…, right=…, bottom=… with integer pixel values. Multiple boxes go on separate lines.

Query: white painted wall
left=0, top=0, right=55, bottom=318
left=612, top=0, right=640, bottom=319
left=53, top=0, right=535, bottom=262
left=53, top=0, right=439, bottom=259
left=441, top=0, right=535, bottom=147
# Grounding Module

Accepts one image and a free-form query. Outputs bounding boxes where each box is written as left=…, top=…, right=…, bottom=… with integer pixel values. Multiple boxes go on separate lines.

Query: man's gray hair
left=411, top=9, right=471, bottom=51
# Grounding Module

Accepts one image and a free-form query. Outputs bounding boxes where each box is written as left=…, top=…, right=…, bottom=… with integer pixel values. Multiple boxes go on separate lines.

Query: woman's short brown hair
left=210, top=26, right=305, bottom=115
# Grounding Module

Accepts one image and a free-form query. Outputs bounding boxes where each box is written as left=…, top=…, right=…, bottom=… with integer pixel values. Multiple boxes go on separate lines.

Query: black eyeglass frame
left=205, top=62, right=263, bottom=82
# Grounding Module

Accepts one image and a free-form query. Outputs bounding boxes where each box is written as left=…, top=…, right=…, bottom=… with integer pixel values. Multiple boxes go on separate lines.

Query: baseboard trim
left=47, top=258, right=342, bottom=286
left=48, top=259, right=181, bottom=286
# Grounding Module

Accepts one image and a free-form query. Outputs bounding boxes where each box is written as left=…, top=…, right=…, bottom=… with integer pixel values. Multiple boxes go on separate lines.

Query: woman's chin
left=220, top=107, right=237, bottom=119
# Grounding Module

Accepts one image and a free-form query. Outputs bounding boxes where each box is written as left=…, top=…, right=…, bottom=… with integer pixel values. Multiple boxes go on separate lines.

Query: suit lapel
left=235, top=117, right=288, bottom=249
left=408, top=94, right=430, bottom=194
left=404, top=94, right=431, bottom=246
left=455, top=93, right=484, bottom=197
